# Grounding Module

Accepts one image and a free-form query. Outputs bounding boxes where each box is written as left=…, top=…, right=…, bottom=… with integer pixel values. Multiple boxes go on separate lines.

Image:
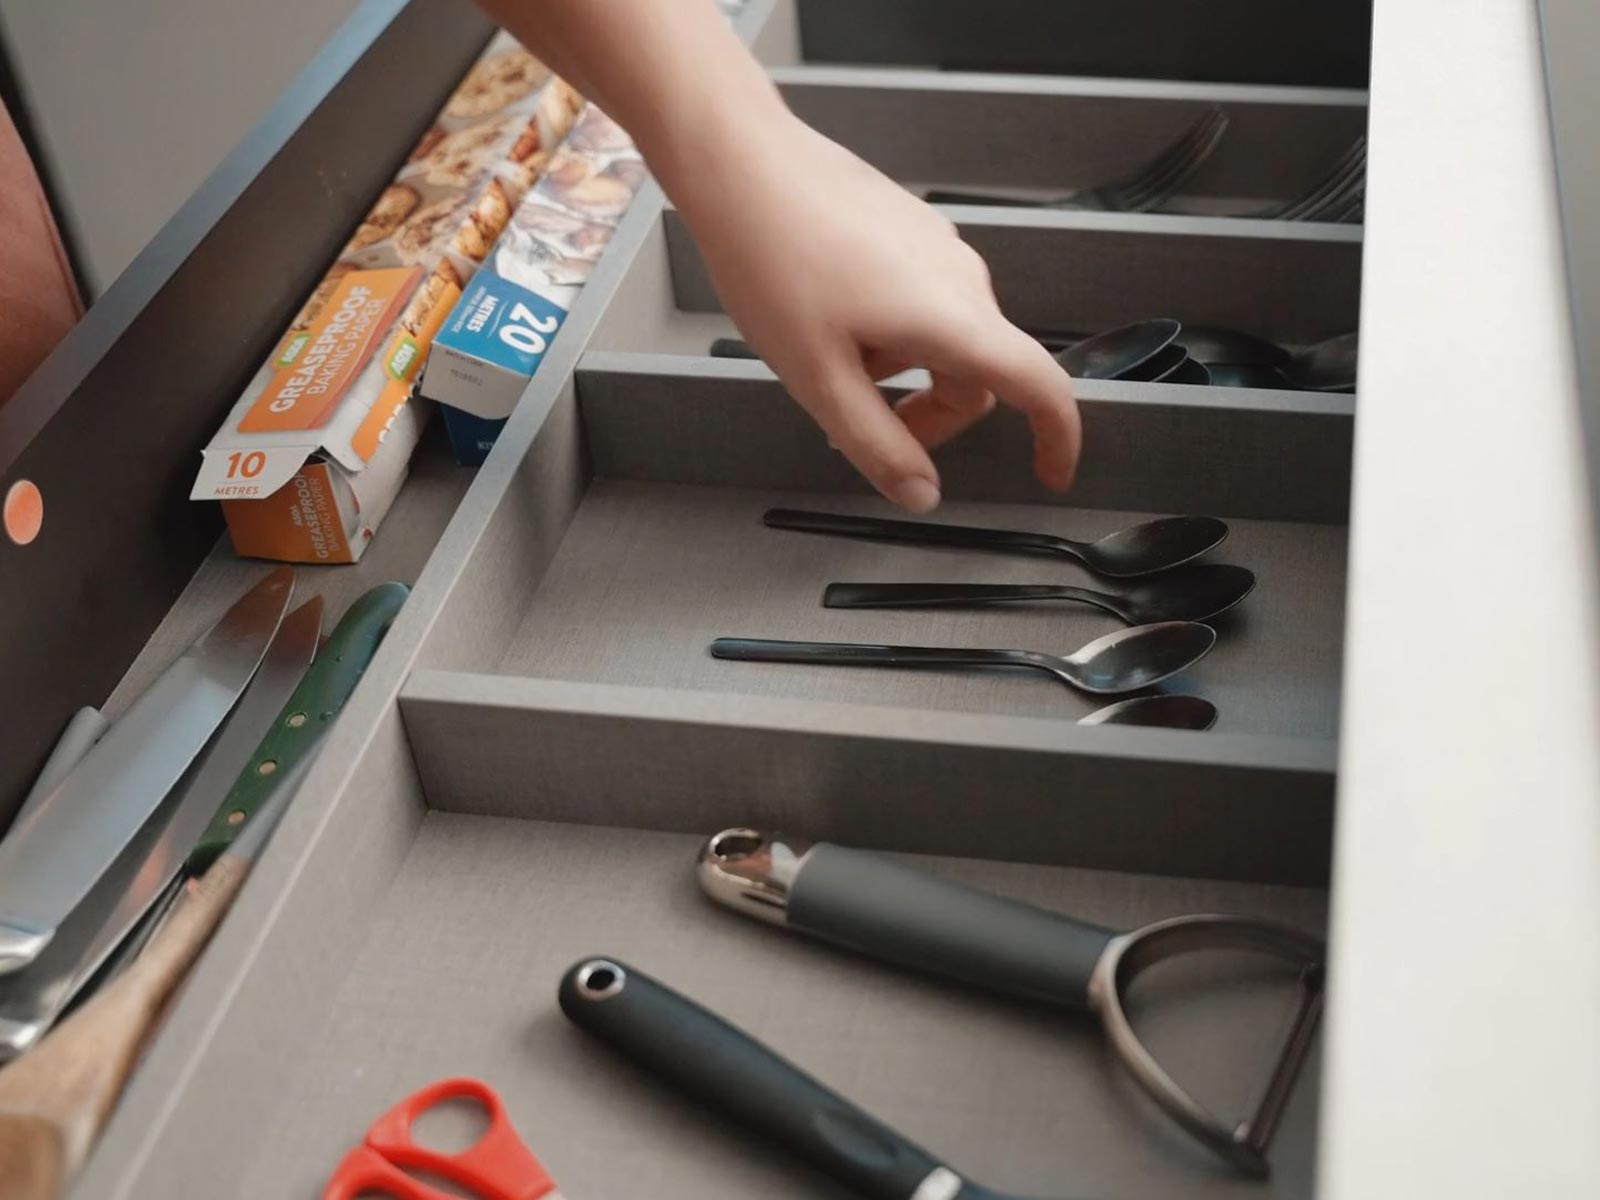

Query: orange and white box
left=190, top=30, right=584, bottom=562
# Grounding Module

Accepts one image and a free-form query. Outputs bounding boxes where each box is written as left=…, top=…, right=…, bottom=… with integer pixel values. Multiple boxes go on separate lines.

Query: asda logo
left=387, top=337, right=419, bottom=381
left=276, top=332, right=310, bottom=368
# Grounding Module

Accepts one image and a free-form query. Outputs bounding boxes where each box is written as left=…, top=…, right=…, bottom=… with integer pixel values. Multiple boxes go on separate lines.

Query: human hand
left=668, top=114, right=1081, bottom=513
left=480, top=0, right=1079, bottom=512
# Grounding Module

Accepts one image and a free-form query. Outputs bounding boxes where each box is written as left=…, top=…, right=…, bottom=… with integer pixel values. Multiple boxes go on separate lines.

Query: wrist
left=637, top=70, right=800, bottom=220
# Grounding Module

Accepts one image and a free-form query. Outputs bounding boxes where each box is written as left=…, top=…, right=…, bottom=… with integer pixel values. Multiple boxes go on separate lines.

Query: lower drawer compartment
left=234, top=813, right=1327, bottom=1199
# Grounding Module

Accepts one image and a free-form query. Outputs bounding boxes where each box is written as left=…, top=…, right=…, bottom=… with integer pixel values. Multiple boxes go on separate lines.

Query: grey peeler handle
left=788, top=844, right=1115, bottom=1009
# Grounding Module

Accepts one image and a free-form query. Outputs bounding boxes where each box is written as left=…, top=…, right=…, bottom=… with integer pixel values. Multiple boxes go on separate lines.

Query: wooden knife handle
left=0, top=853, right=249, bottom=1199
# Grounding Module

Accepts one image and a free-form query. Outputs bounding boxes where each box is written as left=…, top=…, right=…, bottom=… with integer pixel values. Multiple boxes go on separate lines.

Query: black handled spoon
left=765, top=508, right=1228, bottom=578
left=1054, top=318, right=1180, bottom=380
left=823, top=563, right=1255, bottom=625
left=711, top=622, right=1215, bottom=696
left=1079, top=693, right=1216, bottom=728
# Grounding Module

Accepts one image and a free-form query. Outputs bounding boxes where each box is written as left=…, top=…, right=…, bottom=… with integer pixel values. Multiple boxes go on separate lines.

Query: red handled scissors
left=323, top=1077, right=562, bottom=1200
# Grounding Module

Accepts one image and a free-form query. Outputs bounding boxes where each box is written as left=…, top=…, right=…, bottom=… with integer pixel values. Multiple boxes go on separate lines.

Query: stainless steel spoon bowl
left=1056, top=319, right=1181, bottom=380
left=822, top=563, right=1256, bottom=624
left=1079, top=694, right=1218, bottom=728
left=710, top=622, right=1217, bottom=696
left=764, top=509, right=1229, bottom=578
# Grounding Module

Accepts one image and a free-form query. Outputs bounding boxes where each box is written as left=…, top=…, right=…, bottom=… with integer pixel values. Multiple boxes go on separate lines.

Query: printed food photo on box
left=423, top=103, right=649, bottom=465
left=190, top=31, right=584, bottom=563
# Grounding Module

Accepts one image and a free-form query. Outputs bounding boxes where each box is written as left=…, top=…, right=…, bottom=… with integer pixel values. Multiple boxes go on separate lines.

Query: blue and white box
left=423, top=105, right=644, bottom=464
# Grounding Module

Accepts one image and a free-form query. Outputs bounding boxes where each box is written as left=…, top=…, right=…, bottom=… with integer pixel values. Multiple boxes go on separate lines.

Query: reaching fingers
left=782, top=345, right=944, bottom=513
left=894, top=370, right=996, bottom=450
left=918, top=315, right=1081, bottom=491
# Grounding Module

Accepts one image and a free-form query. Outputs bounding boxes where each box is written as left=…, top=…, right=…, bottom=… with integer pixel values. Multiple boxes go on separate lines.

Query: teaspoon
left=822, top=563, right=1255, bottom=624
left=765, top=508, right=1228, bottom=578
left=710, top=623, right=1216, bottom=695
left=1055, top=318, right=1180, bottom=380
left=1079, top=694, right=1217, bottom=728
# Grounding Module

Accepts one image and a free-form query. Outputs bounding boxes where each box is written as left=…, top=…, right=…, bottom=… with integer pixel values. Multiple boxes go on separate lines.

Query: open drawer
left=4, top=1, right=1596, bottom=1198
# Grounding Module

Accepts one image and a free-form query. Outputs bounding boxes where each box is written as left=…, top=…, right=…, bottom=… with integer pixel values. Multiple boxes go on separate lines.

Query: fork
left=1251, top=137, right=1367, bottom=222
left=924, top=106, right=1229, bottom=214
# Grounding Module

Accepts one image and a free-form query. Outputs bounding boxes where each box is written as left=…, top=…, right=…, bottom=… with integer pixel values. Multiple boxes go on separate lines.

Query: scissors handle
left=322, top=1078, right=556, bottom=1200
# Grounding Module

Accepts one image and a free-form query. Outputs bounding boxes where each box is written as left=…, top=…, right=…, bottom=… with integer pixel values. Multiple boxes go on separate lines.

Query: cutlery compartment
left=216, top=812, right=1328, bottom=1199
left=760, top=0, right=1374, bottom=89
left=591, top=207, right=1362, bottom=361
left=774, top=67, right=1368, bottom=213
left=392, top=352, right=1346, bottom=888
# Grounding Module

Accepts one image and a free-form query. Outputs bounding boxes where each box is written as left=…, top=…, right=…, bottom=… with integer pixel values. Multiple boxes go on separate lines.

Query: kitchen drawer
left=3, top=1, right=1594, bottom=1198
left=0, top=0, right=499, bottom=822
left=592, top=206, right=1361, bottom=359
left=774, top=67, right=1368, bottom=212
left=768, top=0, right=1374, bottom=88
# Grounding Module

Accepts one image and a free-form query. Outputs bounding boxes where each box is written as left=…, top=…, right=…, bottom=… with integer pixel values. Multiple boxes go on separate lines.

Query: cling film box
left=191, top=30, right=584, bottom=562
left=424, top=104, right=646, bottom=465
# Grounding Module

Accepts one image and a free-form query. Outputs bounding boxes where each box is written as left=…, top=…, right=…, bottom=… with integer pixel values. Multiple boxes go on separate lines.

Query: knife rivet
left=258, top=759, right=278, bottom=776
left=227, top=810, right=246, bottom=826
left=287, top=712, right=307, bottom=728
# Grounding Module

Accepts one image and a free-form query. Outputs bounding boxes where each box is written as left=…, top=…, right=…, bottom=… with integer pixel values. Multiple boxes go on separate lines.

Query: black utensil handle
left=923, top=189, right=1046, bottom=208
left=559, top=958, right=953, bottom=1200
left=708, top=337, right=760, bottom=359
left=788, top=844, right=1115, bottom=1009
left=764, top=508, right=1067, bottom=556
left=711, top=637, right=1012, bottom=669
left=824, top=583, right=1075, bottom=608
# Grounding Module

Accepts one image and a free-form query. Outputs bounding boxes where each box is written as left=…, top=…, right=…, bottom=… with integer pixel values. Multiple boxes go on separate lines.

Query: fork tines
left=1274, top=136, right=1368, bottom=222
left=1094, top=105, right=1231, bottom=213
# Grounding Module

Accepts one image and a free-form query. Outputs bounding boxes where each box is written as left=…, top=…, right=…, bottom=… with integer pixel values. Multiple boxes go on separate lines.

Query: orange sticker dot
left=4, top=480, right=43, bottom=546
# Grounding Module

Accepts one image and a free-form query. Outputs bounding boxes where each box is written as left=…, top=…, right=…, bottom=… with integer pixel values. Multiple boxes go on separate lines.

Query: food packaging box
left=424, top=104, right=646, bottom=464
left=190, top=32, right=583, bottom=562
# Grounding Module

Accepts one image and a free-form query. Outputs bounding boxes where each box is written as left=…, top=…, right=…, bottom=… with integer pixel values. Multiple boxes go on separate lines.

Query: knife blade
left=0, top=567, right=295, bottom=976
left=13, top=708, right=109, bottom=827
left=0, top=596, right=323, bottom=1061
left=186, top=581, right=408, bottom=873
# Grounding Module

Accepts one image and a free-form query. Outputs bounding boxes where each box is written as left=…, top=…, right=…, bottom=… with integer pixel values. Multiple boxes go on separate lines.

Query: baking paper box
left=424, top=104, right=646, bottom=465
left=190, top=31, right=583, bottom=562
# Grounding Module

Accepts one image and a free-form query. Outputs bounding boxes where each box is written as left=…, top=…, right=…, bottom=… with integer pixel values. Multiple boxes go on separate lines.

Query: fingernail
left=891, top=477, right=941, bottom=514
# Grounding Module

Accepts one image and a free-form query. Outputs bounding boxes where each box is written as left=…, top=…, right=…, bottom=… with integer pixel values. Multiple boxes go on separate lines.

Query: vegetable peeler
left=697, top=828, right=1325, bottom=1177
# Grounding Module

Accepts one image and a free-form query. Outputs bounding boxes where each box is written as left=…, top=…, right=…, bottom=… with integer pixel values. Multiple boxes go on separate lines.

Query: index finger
left=923, top=318, right=1082, bottom=491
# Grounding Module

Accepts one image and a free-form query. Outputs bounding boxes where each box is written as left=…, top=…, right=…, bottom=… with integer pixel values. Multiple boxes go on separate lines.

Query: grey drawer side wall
left=401, top=671, right=1336, bottom=886
left=0, top=0, right=494, bottom=824
left=663, top=207, right=1364, bottom=343
left=794, top=0, right=1374, bottom=88
left=577, top=356, right=1355, bottom=524
left=776, top=67, right=1369, bottom=200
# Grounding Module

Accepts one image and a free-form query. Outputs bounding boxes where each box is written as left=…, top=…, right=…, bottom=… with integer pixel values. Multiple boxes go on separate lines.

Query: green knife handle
left=185, top=582, right=408, bottom=872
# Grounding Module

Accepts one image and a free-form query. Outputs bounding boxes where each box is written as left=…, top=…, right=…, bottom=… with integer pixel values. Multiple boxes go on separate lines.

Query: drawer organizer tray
left=16, top=0, right=1596, bottom=1198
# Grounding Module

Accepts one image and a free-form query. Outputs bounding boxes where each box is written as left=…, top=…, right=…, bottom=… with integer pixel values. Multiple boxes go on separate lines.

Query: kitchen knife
left=185, top=581, right=408, bottom=873
left=0, top=744, right=320, bottom=1200
left=0, top=567, right=295, bottom=977
left=0, top=597, right=323, bottom=1061
left=13, top=709, right=109, bottom=827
